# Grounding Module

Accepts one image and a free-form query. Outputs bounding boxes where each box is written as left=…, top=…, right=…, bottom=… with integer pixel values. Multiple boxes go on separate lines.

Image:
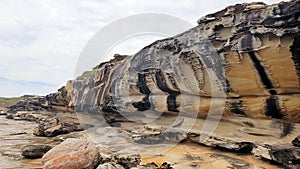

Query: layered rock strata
left=66, top=0, right=300, bottom=122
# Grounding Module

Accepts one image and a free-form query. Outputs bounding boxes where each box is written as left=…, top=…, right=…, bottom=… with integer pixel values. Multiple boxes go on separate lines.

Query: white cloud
left=0, top=0, right=283, bottom=97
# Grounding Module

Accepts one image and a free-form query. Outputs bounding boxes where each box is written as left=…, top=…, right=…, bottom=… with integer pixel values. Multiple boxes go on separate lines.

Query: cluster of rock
left=4, top=85, right=72, bottom=118
left=18, top=121, right=300, bottom=168
left=130, top=122, right=300, bottom=168
left=4, top=109, right=85, bottom=137
left=6, top=95, right=49, bottom=113
left=33, top=117, right=86, bottom=137
left=19, top=138, right=172, bottom=169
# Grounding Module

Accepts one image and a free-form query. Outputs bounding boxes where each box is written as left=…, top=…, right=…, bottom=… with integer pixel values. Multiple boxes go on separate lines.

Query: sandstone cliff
left=8, top=1, right=300, bottom=123
left=48, top=0, right=300, bottom=122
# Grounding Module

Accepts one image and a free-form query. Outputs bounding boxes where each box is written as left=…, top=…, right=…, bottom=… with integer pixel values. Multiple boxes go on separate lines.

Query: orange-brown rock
left=42, top=138, right=100, bottom=169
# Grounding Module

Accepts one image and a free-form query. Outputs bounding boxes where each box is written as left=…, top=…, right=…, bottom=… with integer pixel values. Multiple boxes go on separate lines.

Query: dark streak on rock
left=265, top=96, right=283, bottom=119
left=248, top=51, right=274, bottom=89
left=155, top=70, right=180, bottom=112
left=133, top=73, right=151, bottom=111
left=136, top=73, right=151, bottom=95
left=167, top=95, right=179, bottom=112
left=290, top=33, right=300, bottom=83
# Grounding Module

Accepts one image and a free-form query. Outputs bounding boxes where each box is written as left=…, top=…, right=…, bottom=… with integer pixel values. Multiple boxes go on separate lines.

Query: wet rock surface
left=0, top=116, right=49, bottom=168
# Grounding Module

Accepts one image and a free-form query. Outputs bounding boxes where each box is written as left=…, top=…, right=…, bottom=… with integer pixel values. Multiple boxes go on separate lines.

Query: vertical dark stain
left=155, top=70, right=180, bottom=112
left=265, top=96, right=283, bottom=119
left=137, top=73, right=151, bottom=94
left=248, top=51, right=274, bottom=89
left=290, top=33, right=300, bottom=82
left=225, top=79, right=232, bottom=93
left=167, top=95, right=179, bottom=112
left=132, top=73, right=151, bottom=111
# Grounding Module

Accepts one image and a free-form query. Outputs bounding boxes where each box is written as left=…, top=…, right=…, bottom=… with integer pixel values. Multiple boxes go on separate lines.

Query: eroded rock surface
left=65, top=0, right=300, bottom=123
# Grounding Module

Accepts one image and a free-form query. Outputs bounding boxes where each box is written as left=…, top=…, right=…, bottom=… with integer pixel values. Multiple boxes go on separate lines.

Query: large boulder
left=42, top=138, right=100, bottom=169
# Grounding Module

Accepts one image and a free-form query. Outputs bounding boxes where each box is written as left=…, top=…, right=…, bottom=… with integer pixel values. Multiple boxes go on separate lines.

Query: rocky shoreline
left=0, top=96, right=299, bottom=168
left=1, top=0, right=300, bottom=168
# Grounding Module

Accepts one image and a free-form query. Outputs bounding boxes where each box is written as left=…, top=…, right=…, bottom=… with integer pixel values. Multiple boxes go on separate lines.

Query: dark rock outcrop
left=21, top=144, right=52, bottom=159
left=6, top=96, right=49, bottom=113
left=292, top=135, right=300, bottom=147
left=252, top=144, right=300, bottom=168
left=33, top=117, right=88, bottom=137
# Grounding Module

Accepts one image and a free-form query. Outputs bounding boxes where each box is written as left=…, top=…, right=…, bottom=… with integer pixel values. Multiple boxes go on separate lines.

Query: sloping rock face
left=68, top=0, right=300, bottom=122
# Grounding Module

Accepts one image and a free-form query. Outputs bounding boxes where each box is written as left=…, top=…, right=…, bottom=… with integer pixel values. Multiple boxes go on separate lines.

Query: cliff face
left=46, top=0, right=300, bottom=122
left=196, top=0, right=300, bottom=121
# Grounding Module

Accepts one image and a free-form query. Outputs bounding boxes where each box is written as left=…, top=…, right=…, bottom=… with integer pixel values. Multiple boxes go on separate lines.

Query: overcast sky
left=0, top=0, right=282, bottom=97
